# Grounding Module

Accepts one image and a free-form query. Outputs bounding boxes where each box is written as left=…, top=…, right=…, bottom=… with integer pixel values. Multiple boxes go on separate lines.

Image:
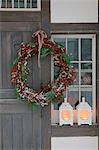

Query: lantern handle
left=82, top=97, right=85, bottom=102
left=64, top=97, right=67, bottom=103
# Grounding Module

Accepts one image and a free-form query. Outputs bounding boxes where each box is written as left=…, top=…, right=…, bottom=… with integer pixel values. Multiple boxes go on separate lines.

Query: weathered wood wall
left=0, top=0, right=51, bottom=149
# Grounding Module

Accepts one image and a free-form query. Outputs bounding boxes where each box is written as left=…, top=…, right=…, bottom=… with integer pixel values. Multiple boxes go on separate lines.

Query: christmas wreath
left=11, top=30, right=76, bottom=107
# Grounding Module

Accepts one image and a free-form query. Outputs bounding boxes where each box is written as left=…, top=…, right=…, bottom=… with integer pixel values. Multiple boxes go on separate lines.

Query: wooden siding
left=0, top=100, right=42, bottom=150
left=0, top=0, right=51, bottom=150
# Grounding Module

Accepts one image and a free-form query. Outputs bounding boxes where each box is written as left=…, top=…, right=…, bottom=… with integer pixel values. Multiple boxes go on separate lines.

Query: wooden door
left=0, top=0, right=51, bottom=150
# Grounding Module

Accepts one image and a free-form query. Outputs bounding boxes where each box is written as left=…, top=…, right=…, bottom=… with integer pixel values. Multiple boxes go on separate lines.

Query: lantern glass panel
left=80, top=110, right=90, bottom=120
left=61, top=111, right=71, bottom=121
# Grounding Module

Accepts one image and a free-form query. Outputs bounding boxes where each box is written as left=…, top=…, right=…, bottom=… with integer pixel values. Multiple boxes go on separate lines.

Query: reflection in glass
left=81, top=91, right=92, bottom=106
left=81, top=39, right=92, bottom=61
left=27, top=0, right=30, bottom=8
left=68, top=90, right=79, bottom=108
left=81, top=63, right=92, bottom=69
left=1, top=0, right=6, bottom=8
left=67, top=38, right=78, bottom=61
left=54, top=66, right=60, bottom=80
left=54, top=38, right=66, bottom=48
left=7, top=0, right=12, bottom=8
left=32, top=0, right=37, bottom=8
left=81, top=72, right=92, bottom=85
left=19, top=0, right=24, bottom=8
left=14, top=0, right=18, bottom=7
left=72, top=63, right=79, bottom=85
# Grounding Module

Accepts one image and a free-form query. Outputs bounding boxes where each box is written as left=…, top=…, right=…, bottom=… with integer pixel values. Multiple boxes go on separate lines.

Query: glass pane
left=1, top=0, right=6, bottom=8
left=54, top=66, right=60, bottom=80
left=72, top=63, right=79, bottom=85
left=32, top=0, right=37, bottom=8
left=68, top=90, right=79, bottom=108
left=81, top=39, right=92, bottom=61
left=81, top=72, right=92, bottom=85
left=7, top=0, right=12, bottom=8
left=53, top=38, right=66, bottom=47
left=67, top=38, right=78, bottom=61
left=19, top=0, right=24, bottom=8
left=81, top=63, right=92, bottom=69
left=14, top=0, right=18, bottom=8
left=27, top=0, right=30, bottom=8
left=81, top=90, right=92, bottom=106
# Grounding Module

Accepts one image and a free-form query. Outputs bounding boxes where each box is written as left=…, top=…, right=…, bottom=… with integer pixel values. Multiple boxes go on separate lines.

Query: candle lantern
left=77, top=97, right=92, bottom=125
left=59, top=98, right=73, bottom=126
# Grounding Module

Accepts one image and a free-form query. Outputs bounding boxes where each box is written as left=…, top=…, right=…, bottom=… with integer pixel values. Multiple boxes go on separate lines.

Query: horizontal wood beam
left=51, top=125, right=98, bottom=137
left=51, top=23, right=98, bottom=33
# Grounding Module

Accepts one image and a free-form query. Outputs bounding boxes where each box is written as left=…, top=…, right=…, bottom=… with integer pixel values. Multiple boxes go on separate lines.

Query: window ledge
left=51, top=124, right=98, bottom=137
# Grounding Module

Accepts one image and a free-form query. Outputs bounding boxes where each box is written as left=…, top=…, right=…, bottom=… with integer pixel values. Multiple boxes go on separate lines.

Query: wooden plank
left=0, top=32, right=2, bottom=88
left=0, top=101, right=32, bottom=113
left=51, top=23, right=98, bottom=33
left=22, top=32, right=33, bottom=88
left=41, top=105, right=51, bottom=150
left=96, top=33, right=99, bottom=125
left=13, top=114, right=23, bottom=150
left=0, top=115, right=2, bottom=150
left=32, top=55, right=41, bottom=89
left=0, top=12, right=41, bottom=22
left=41, top=0, right=50, bottom=35
left=51, top=125, right=98, bottom=137
left=41, top=0, right=51, bottom=150
left=22, top=31, right=32, bottom=43
left=11, top=31, right=23, bottom=62
left=41, top=55, right=51, bottom=85
left=2, top=32, right=12, bottom=88
left=32, top=108, right=41, bottom=150
left=2, top=114, right=13, bottom=150
left=0, top=22, right=40, bottom=31
left=0, top=89, right=16, bottom=99
left=23, top=113, right=33, bottom=149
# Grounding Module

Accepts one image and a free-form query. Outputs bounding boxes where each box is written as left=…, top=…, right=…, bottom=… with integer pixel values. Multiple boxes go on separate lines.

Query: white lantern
left=59, top=98, right=73, bottom=126
left=77, top=97, right=92, bottom=125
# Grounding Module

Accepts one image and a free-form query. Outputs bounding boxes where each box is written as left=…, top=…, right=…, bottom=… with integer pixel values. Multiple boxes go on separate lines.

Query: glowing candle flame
left=80, top=110, right=90, bottom=120
left=61, top=111, right=71, bottom=121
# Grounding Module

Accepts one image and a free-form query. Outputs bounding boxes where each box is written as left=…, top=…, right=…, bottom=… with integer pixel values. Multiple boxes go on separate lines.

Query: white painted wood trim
left=0, top=0, right=41, bottom=11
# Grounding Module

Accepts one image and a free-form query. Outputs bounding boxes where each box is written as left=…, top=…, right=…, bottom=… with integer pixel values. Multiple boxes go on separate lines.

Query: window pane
left=27, top=0, right=30, bottom=8
left=81, top=72, right=92, bottom=85
left=54, top=38, right=66, bottom=47
left=81, top=63, right=92, bottom=69
left=67, top=38, right=78, bottom=61
left=19, top=0, right=24, bottom=8
left=81, top=39, right=92, bottom=61
left=1, top=0, right=6, bottom=8
left=81, top=90, right=92, bottom=106
left=72, top=63, right=79, bottom=85
left=68, top=90, right=79, bottom=108
left=7, top=0, right=12, bottom=8
left=54, top=66, right=60, bottom=80
left=14, top=0, right=18, bottom=8
left=32, top=0, right=37, bottom=8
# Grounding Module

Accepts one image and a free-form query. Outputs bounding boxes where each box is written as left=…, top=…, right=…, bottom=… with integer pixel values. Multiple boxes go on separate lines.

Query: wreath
left=11, top=30, right=76, bottom=107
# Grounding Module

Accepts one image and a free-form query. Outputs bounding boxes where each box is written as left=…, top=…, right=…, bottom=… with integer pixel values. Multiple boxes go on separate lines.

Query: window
left=51, top=34, right=96, bottom=124
left=0, top=0, right=41, bottom=10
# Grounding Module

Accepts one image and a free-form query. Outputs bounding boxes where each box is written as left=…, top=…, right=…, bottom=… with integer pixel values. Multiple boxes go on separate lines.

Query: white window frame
left=51, top=34, right=96, bottom=124
left=0, top=0, right=41, bottom=11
